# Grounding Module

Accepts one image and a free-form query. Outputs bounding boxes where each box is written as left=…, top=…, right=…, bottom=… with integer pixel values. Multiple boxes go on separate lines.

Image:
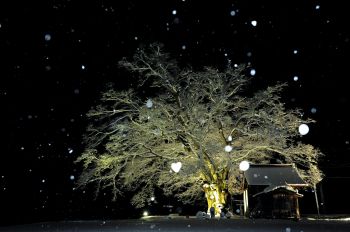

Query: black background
left=1, top=0, right=350, bottom=225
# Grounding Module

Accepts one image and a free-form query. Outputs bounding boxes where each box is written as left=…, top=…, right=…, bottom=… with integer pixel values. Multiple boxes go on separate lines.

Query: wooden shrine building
left=242, top=164, right=308, bottom=219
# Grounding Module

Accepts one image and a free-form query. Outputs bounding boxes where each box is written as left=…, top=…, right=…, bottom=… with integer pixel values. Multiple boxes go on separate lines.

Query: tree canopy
left=75, top=43, right=323, bottom=211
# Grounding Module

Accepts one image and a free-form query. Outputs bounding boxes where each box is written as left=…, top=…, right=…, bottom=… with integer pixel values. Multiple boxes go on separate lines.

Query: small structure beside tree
left=242, top=164, right=308, bottom=220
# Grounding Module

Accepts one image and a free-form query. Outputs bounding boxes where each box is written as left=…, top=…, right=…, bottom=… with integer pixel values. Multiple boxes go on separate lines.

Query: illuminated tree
left=75, top=44, right=323, bottom=215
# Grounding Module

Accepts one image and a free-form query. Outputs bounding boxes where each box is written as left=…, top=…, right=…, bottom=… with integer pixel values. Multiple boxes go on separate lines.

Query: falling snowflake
left=250, top=69, right=256, bottom=76
left=224, top=145, right=233, bottom=152
left=44, top=34, right=51, bottom=41
left=299, top=124, right=309, bottom=135
left=239, top=161, right=250, bottom=171
left=146, top=99, right=153, bottom=108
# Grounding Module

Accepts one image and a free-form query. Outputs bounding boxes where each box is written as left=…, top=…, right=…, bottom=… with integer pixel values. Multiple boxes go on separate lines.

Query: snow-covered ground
left=306, top=215, right=350, bottom=221
left=1, top=216, right=350, bottom=232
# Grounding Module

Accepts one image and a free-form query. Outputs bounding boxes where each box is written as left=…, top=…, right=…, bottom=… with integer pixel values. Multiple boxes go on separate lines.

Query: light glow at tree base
left=203, top=183, right=227, bottom=216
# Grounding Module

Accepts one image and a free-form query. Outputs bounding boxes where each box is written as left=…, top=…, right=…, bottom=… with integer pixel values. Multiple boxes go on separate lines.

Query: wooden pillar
left=295, top=196, right=300, bottom=219
left=243, top=189, right=249, bottom=216
left=314, top=184, right=320, bottom=218
left=319, top=182, right=326, bottom=213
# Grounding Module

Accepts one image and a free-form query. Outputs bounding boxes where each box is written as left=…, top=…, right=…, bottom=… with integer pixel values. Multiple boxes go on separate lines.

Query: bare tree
left=75, top=43, right=323, bottom=215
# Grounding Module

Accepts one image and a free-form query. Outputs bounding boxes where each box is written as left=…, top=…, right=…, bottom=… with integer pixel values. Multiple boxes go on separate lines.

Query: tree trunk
left=203, top=183, right=227, bottom=216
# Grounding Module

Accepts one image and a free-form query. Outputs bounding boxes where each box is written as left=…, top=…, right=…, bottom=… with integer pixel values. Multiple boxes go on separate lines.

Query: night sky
left=1, top=0, right=350, bottom=225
